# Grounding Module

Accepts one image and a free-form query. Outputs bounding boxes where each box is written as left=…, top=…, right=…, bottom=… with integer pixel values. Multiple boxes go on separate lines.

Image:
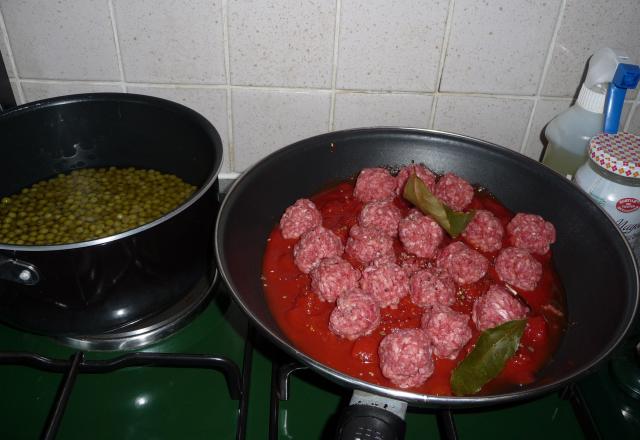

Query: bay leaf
left=402, top=174, right=475, bottom=238
left=450, top=319, right=527, bottom=396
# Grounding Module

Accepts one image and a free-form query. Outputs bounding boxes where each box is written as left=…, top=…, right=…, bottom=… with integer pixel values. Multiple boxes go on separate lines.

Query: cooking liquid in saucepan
left=0, top=167, right=196, bottom=246
left=262, top=180, right=567, bottom=396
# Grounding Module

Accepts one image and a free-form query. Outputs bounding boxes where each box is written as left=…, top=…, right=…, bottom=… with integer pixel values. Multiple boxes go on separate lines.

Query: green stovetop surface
left=0, top=284, right=636, bottom=439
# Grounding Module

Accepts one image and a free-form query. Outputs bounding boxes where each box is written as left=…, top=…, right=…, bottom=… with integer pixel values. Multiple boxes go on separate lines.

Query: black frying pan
left=215, top=128, right=638, bottom=434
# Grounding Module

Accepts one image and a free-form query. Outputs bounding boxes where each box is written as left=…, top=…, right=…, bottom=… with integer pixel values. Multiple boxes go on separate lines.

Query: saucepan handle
left=0, top=253, right=40, bottom=285
left=335, top=390, right=407, bottom=440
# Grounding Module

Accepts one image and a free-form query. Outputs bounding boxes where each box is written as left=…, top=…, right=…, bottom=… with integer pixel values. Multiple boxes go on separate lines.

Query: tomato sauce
left=262, top=181, right=566, bottom=395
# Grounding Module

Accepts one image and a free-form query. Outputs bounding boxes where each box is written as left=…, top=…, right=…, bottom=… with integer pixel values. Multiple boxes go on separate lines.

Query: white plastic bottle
left=542, top=48, right=630, bottom=179
left=542, top=86, right=604, bottom=178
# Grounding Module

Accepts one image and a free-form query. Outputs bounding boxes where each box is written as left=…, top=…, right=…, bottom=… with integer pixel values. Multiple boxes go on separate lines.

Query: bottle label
left=616, top=197, right=640, bottom=213
left=575, top=163, right=640, bottom=245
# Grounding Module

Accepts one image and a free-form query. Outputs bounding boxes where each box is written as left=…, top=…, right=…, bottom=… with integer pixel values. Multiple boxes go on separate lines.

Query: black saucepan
left=215, top=128, right=638, bottom=431
left=0, top=93, right=222, bottom=336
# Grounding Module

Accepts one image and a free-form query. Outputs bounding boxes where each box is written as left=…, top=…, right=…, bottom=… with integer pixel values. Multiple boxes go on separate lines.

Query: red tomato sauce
left=262, top=181, right=566, bottom=395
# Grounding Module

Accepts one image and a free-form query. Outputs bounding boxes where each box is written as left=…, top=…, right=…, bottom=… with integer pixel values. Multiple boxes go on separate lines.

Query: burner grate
left=0, top=350, right=247, bottom=440
left=267, top=355, right=600, bottom=440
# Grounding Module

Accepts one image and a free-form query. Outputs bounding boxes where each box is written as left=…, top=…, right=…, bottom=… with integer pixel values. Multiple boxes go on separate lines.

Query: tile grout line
left=328, top=0, right=342, bottom=131
left=17, top=77, right=607, bottom=103
left=519, top=0, right=567, bottom=155
left=429, top=0, right=456, bottom=129
left=107, top=0, right=126, bottom=92
left=221, top=0, right=235, bottom=172
left=0, top=6, right=25, bottom=104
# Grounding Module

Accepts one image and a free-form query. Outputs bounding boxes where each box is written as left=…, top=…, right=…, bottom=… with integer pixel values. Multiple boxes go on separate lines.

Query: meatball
left=436, top=241, right=489, bottom=285
left=472, top=284, right=529, bottom=331
left=279, top=198, right=323, bottom=240
left=360, top=260, right=410, bottom=308
left=495, top=247, right=543, bottom=291
left=507, top=213, right=556, bottom=255
left=378, top=328, right=434, bottom=389
left=293, top=227, right=343, bottom=274
left=398, top=211, right=444, bottom=259
left=434, top=173, right=474, bottom=211
left=345, top=225, right=394, bottom=265
left=353, top=168, right=397, bottom=202
left=358, top=200, right=402, bottom=237
left=462, top=209, right=504, bottom=253
left=329, top=289, right=380, bottom=340
left=396, top=164, right=437, bottom=195
left=399, top=255, right=426, bottom=277
left=310, top=257, right=361, bottom=303
left=409, top=267, right=456, bottom=307
left=421, top=305, right=472, bottom=360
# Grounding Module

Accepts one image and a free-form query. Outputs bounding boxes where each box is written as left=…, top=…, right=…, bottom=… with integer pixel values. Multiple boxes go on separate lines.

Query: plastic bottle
left=542, top=48, right=631, bottom=179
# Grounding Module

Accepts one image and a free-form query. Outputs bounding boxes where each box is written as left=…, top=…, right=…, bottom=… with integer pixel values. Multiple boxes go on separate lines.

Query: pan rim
left=0, top=92, right=223, bottom=252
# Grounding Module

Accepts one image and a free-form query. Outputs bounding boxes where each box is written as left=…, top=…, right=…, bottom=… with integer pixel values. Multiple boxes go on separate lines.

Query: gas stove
left=0, top=276, right=638, bottom=439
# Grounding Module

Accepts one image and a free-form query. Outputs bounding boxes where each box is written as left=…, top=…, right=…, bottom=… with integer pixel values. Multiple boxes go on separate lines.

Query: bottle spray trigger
left=603, top=63, right=640, bottom=134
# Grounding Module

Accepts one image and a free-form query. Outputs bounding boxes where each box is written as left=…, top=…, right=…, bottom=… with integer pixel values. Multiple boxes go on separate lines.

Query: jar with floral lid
left=574, top=131, right=640, bottom=247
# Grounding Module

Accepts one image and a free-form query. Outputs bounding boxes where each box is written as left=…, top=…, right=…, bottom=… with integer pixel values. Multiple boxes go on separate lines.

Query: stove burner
left=55, top=267, right=218, bottom=351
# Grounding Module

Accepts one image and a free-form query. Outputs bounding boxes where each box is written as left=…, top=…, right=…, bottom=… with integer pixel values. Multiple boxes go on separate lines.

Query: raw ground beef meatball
left=507, top=213, right=556, bottom=255
left=360, top=260, right=410, bottom=308
left=310, top=257, right=361, bottom=303
left=399, top=257, right=426, bottom=277
left=353, top=168, right=397, bottom=203
left=329, top=289, right=380, bottom=340
left=345, top=225, right=395, bottom=265
left=462, top=209, right=504, bottom=253
left=398, top=211, right=443, bottom=259
left=293, top=227, right=343, bottom=274
left=378, top=328, right=434, bottom=389
left=358, top=200, right=402, bottom=237
left=472, top=284, right=529, bottom=331
left=395, top=164, right=437, bottom=195
left=421, top=305, right=472, bottom=360
left=279, top=198, right=323, bottom=240
left=495, top=247, right=543, bottom=291
left=436, top=241, right=489, bottom=285
left=434, top=173, right=474, bottom=211
left=409, top=267, right=456, bottom=307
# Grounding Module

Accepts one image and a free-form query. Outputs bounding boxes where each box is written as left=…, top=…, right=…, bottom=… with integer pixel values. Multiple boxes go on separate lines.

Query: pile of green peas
left=0, top=167, right=196, bottom=246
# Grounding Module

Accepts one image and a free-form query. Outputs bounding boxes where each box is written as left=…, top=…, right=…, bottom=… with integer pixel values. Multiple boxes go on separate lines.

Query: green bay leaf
left=402, top=174, right=475, bottom=238
left=450, top=319, right=527, bottom=396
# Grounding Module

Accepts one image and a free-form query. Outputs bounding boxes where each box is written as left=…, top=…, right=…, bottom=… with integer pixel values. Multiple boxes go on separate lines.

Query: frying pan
left=215, top=128, right=639, bottom=435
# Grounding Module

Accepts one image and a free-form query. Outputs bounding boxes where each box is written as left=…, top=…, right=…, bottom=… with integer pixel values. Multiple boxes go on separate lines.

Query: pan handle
left=335, top=390, right=407, bottom=440
left=0, top=254, right=40, bottom=285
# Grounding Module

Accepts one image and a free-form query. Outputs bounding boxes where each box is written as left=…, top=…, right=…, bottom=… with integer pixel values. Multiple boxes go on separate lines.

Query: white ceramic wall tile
left=337, top=0, right=448, bottom=92
left=523, top=99, right=571, bottom=161
left=228, top=0, right=335, bottom=88
left=9, top=79, right=20, bottom=104
left=433, top=96, right=533, bottom=150
left=0, top=0, right=119, bottom=80
left=127, top=85, right=230, bottom=173
left=0, top=14, right=13, bottom=77
left=440, top=0, right=561, bottom=95
left=21, top=82, right=124, bottom=103
left=333, top=92, right=433, bottom=130
left=114, top=0, right=226, bottom=84
left=232, top=89, right=331, bottom=171
left=542, top=0, right=640, bottom=98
